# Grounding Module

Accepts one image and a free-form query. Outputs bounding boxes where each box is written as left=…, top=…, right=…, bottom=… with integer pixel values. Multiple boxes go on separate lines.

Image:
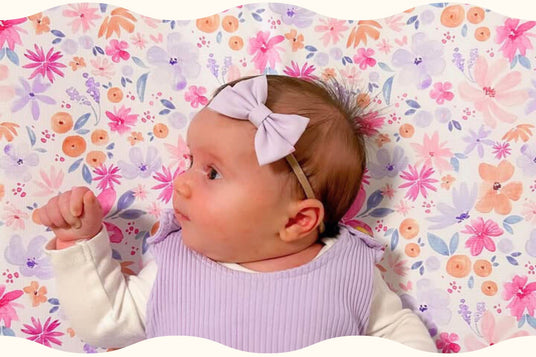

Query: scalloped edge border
left=1, top=0, right=535, bottom=21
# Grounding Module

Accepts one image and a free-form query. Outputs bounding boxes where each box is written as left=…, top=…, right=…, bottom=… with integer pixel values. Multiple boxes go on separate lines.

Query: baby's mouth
left=174, top=209, right=190, bottom=221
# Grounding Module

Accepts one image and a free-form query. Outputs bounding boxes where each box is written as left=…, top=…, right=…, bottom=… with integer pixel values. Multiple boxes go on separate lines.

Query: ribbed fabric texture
left=145, top=209, right=383, bottom=353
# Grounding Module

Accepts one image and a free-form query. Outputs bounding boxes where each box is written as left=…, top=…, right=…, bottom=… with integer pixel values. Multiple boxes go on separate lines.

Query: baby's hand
left=33, top=187, right=103, bottom=249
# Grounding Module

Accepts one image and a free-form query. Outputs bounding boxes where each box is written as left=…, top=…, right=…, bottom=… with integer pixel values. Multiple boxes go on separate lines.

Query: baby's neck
left=238, top=242, right=324, bottom=272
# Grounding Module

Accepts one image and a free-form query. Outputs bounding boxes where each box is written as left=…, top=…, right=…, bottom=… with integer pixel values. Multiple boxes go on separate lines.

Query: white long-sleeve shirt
left=44, top=228, right=437, bottom=352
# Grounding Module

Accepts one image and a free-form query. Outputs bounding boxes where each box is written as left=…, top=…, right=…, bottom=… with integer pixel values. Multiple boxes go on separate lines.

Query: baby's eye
left=185, top=154, right=193, bottom=169
left=207, top=167, right=222, bottom=180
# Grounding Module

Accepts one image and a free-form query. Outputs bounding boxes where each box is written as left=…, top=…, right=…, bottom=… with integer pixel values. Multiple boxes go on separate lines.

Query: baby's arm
left=44, top=226, right=156, bottom=348
left=367, top=268, right=437, bottom=352
left=36, top=187, right=155, bottom=347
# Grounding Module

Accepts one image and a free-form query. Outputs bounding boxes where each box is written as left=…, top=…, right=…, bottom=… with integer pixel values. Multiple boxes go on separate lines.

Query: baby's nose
left=173, top=176, right=192, bottom=198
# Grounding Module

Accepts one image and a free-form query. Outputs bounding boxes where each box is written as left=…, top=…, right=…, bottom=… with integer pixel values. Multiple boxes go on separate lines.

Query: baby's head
left=172, top=75, right=366, bottom=264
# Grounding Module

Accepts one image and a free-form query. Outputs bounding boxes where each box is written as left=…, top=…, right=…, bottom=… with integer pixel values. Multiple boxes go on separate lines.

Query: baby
left=35, top=75, right=436, bottom=353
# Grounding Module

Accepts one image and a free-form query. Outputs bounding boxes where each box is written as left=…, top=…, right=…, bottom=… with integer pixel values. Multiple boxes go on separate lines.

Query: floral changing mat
left=1, top=2, right=536, bottom=353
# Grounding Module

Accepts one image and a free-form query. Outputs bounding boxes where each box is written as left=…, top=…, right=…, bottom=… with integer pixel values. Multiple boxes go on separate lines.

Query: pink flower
left=458, top=56, right=528, bottom=128
left=503, top=275, right=536, bottom=320
left=93, top=164, right=122, bottom=191
left=21, top=316, right=64, bottom=347
left=430, top=81, right=454, bottom=105
left=0, top=18, right=26, bottom=50
left=105, top=39, right=130, bottom=63
left=492, top=141, right=512, bottom=159
left=62, top=3, right=101, bottom=33
left=22, top=45, right=66, bottom=83
left=152, top=165, right=183, bottom=203
left=436, top=332, right=461, bottom=353
left=410, top=131, right=453, bottom=173
left=184, top=85, right=208, bottom=108
left=0, top=285, right=23, bottom=328
left=106, top=105, right=138, bottom=134
left=314, top=18, right=348, bottom=46
left=464, top=311, right=530, bottom=351
left=283, top=61, right=317, bottom=80
left=398, top=165, right=439, bottom=201
left=33, top=166, right=64, bottom=197
left=353, top=48, right=376, bottom=70
left=164, top=135, right=190, bottom=173
left=496, top=18, right=536, bottom=62
left=248, top=31, right=285, bottom=71
left=2, top=203, right=29, bottom=230
left=358, top=111, right=385, bottom=136
left=461, top=217, right=503, bottom=256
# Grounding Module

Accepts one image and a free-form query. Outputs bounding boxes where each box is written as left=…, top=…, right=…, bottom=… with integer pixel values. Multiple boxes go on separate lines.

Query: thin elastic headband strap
left=285, top=154, right=325, bottom=234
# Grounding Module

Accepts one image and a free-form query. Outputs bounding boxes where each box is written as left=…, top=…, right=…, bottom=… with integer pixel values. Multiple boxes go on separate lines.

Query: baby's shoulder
left=146, top=209, right=182, bottom=245
left=338, top=225, right=385, bottom=263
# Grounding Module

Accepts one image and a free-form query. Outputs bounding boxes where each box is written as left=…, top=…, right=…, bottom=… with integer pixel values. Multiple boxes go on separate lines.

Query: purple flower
left=117, top=146, right=161, bottom=179
left=146, top=32, right=200, bottom=91
left=4, top=235, right=53, bottom=279
left=268, top=4, right=315, bottom=28
left=427, top=182, right=477, bottom=229
left=11, top=77, right=56, bottom=120
left=463, top=125, right=493, bottom=158
left=391, top=32, right=445, bottom=89
left=400, top=278, right=452, bottom=337
left=526, top=79, right=536, bottom=114
left=368, top=146, right=408, bottom=179
left=0, top=143, right=39, bottom=182
left=517, top=143, right=536, bottom=176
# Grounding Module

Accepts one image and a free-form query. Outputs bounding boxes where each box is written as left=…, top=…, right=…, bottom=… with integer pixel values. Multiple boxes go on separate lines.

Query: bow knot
left=248, top=103, right=272, bottom=128
left=207, top=75, right=309, bottom=166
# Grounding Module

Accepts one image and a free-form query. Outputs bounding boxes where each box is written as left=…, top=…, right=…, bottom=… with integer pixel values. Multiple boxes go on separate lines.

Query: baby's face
left=172, top=108, right=295, bottom=263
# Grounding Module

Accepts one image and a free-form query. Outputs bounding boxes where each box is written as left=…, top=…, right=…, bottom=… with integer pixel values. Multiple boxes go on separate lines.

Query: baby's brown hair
left=214, top=75, right=367, bottom=239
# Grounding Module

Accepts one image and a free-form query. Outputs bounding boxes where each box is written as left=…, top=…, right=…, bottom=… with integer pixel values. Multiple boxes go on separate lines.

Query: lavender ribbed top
left=145, top=209, right=383, bottom=353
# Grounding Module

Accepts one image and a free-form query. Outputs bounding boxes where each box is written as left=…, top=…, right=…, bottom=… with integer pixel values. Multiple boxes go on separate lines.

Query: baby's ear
left=280, top=199, right=324, bottom=243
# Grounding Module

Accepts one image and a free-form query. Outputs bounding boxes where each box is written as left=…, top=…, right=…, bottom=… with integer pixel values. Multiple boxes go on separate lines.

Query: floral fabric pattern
left=0, top=2, right=535, bottom=352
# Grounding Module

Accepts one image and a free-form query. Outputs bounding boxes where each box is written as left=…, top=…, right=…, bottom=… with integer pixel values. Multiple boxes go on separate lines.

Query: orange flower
left=285, top=29, right=304, bottom=52
left=62, top=135, right=87, bottom=157
left=446, top=254, right=471, bottom=278
left=91, top=129, right=109, bottom=145
left=405, top=243, right=420, bottom=257
left=321, top=68, right=336, bottom=81
left=86, top=151, right=106, bottom=168
left=441, top=5, right=465, bottom=27
left=473, top=259, right=492, bottom=277
left=127, top=131, right=144, bottom=145
left=23, top=281, right=48, bottom=307
left=399, top=218, right=419, bottom=239
left=28, top=13, right=51, bottom=34
left=502, top=124, right=534, bottom=142
left=0, top=184, right=4, bottom=201
left=441, top=174, right=456, bottom=190
left=475, top=27, right=491, bottom=41
left=196, top=15, right=220, bottom=33
left=375, top=133, right=391, bottom=147
left=107, top=87, right=123, bottom=103
left=399, top=123, right=414, bottom=138
left=346, top=20, right=382, bottom=48
left=120, top=261, right=136, bottom=275
left=222, top=15, right=239, bottom=33
left=467, top=7, right=485, bottom=24
left=69, top=56, right=86, bottom=71
left=475, top=160, right=522, bottom=215
left=98, top=8, right=137, bottom=39
left=51, top=112, right=73, bottom=133
left=228, top=36, right=244, bottom=51
left=0, top=122, right=20, bottom=142
left=481, top=280, right=498, bottom=296
left=153, top=123, right=169, bottom=138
